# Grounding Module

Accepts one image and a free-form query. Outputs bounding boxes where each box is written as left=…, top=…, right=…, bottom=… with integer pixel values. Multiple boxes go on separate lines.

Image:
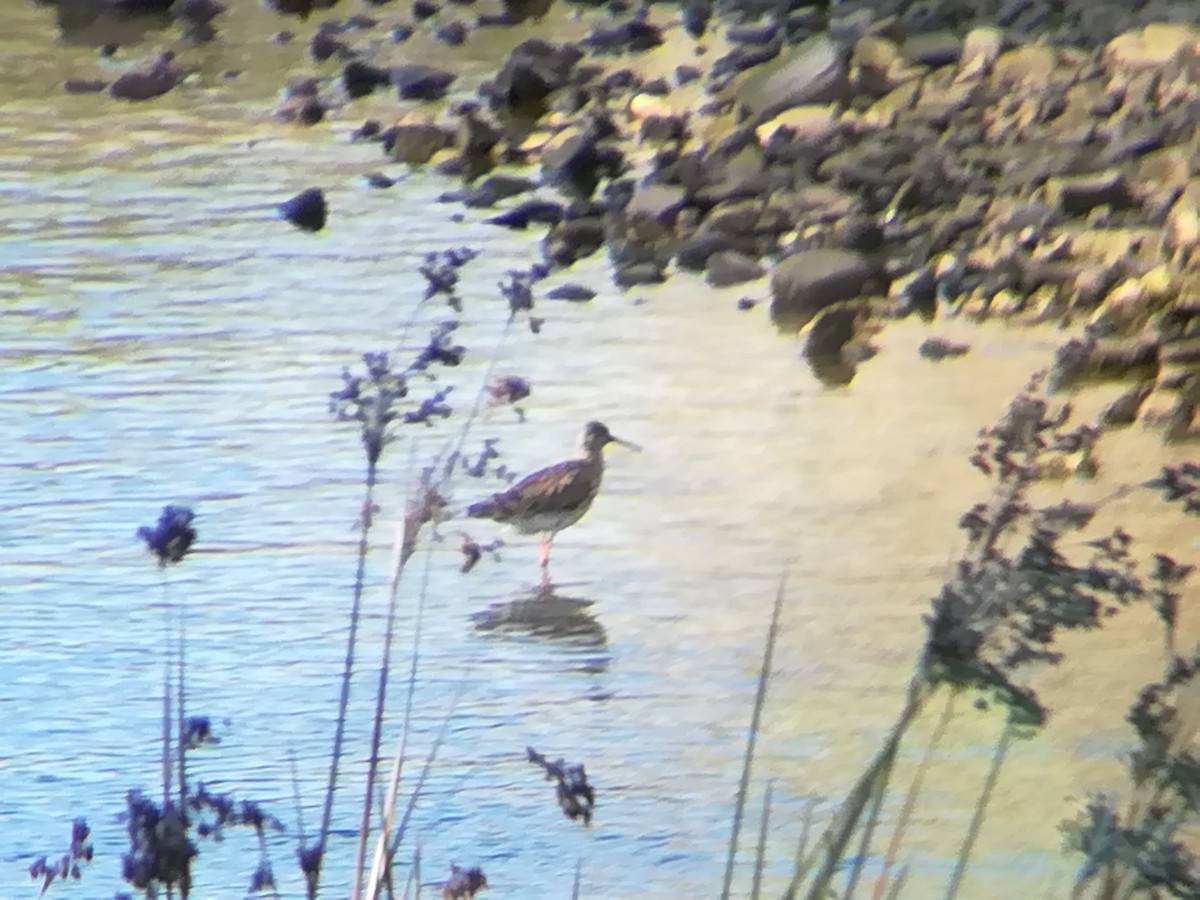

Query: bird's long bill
left=610, top=434, right=643, bottom=452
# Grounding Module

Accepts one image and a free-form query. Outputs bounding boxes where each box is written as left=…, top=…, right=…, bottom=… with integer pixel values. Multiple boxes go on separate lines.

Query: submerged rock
left=770, top=248, right=881, bottom=331
left=392, top=64, right=455, bottom=101
left=108, top=51, right=186, bottom=100
left=279, top=187, right=327, bottom=232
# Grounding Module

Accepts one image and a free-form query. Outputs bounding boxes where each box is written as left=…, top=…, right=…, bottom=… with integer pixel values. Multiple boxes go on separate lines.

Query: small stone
left=279, top=188, right=327, bottom=232
left=918, top=337, right=970, bottom=361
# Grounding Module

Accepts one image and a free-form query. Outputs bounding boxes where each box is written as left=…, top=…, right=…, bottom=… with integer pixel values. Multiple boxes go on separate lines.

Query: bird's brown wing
left=467, top=459, right=596, bottom=522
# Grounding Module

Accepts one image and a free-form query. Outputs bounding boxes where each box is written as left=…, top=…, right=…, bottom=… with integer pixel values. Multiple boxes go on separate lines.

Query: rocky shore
left=46, top=0, right=1199, bottom=437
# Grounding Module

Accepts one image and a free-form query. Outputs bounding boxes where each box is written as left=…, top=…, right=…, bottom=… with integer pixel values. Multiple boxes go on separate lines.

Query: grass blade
left=873, top=690, right=958, bottom=900
left=353, top=491, right=416, bottom=897
left=844, top=758, right=889, bottom=898
left=721, top=576, right=787, bottom=899
left=312, top=459, right=377, bottom=895
left=793, top=677, right=927, bottom=900
left=750, top=780, right=775, bottom=900
left=944, top=718, right=1014, bottom=900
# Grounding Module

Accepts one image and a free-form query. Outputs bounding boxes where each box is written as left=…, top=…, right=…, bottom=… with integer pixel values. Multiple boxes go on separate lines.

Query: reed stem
left=313, top=458, right=378, bottom=896
left=873, top=690, right=958, bottom=900
left=721, top=577, right=787, bottom=898
left=944, top=718, right=1014, bottom=900
left=749, top=780, right=774, bottom=900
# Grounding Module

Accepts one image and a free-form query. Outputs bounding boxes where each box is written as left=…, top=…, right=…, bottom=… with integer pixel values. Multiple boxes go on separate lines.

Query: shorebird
left=466, top=421, right=639, bottom=575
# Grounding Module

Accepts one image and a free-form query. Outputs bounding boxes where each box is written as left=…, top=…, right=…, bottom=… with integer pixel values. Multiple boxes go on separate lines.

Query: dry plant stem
left=314, top=459, right=378, bottom=897
left=750, top=780, right=775, bottom=900
left=886, top=864, right=910, bottom=900
left=721, top=578, right=787, bottom=900
left=365, top=677, right=463, bottom=898
left=571, top=858, right=582, bottom=900
left=352, top=506, right=411, bottom=898
left=789, top=799, right=819, bottom=890
left=385, top=682, right=464, bottom=868
left=873, top=690, right=959, bottom=900
left=793, top=677, right=928, bottom=900
left=161, top=579, right=173, bottom=810
left=845, top=753, right=890, bottom=899
left=177, top=589, right=187, bottom=815
left=944, top=717, right=1015, bottom=900
left=290, top=750, right=308, bottom=847
left=363, top=537, right=433, bottom=897
left=432, top=316, right=514, bottom=479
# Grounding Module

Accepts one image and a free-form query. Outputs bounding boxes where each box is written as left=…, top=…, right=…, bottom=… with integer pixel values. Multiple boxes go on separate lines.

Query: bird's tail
left=465, top=496, right=499, bottom=519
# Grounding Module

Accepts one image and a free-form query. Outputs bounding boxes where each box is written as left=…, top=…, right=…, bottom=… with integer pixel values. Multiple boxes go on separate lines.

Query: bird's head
left=580, top=420, right=640, bottom=455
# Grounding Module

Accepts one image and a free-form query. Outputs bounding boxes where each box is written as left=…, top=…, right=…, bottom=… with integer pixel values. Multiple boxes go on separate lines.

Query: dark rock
left=803, top=300, right=871, bottom=363
left=1044, top=170, right=1131, bottom=216
left=770, top=248, right=880, bottom=330
left=726, top=21, right=778, bottom=45
left=584, top=19, right=664, bottom=55
left=711, top=39, right=782, bottom=79
left=500, top=0, right=553, bottom=24
left=491, top=39, right=582, bottom=116
left=598, top=68, right=642, bottom=96
left=343, top=60, right=391, bottom=98
left=892, top=267, right=939, bottom=320
left=386, top=120, right=453, bottom=163
left=1102, top=124, right=1165, bottom=164
left=626, top=183, right=687, bottom=228
left=833, top=216, right=884, bottom=252
left=463, top=174, right=537, bottom=208
left=65, top=77, right=110, bottom=93
left=542, top=133, right=623, bottom=201
left=435, top=21, right=468, bottom=46
left=544, top=216, right=606, bottom=266
left=279, top=187, right=327, bottom=232
left=640, top=77, right=670, bottom=96
left=545, top=283, right=596, bottom=301
left=736, top=34, right=851, bottom=124
left=172, top=0, right=224, bottom=27
left=364, top=172, right=396, bottom=188
left=275, top=93, right=325, bottom=125
left=681, top=0, right=711, bottom=39
left=1100, top=381, right=1154, bottom=426
left=705, top=250, right=767, bottom=287
left=392, top=65, right=455, bottom=101
left=412, top=0, right=439, bottom=19
left=310, top=29, right=348, bottom=62
left=271, top=30, right=294, bottom=43
left=676, top=231, right=767, bottom=270
left=918, top=337, right=970, bottom=360
left=351, top=119, right=382, bottom=140
left=613, top=261, right=666, bottom=288
left=693, top=143, right=770, bottom=207
left=736, top=296, right=758, bottom=311
left=903, top=31, right=962, bottom=68
left=263, top=0, right=323, bottom=19
left=673, top=64, right=702, bottom=86
left=390, top=24, right=414, bottom=42
left=108, top=52, right=186, bottom=101
left=487, top=199, right=564, bottom=229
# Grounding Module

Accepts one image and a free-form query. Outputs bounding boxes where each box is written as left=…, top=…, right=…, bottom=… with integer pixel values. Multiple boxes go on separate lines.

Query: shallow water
left=2, top=5, right=1197, bottom=899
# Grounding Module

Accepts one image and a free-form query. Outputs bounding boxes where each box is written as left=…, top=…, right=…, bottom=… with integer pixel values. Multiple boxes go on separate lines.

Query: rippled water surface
left=2, top=5, right=1198, bottom=898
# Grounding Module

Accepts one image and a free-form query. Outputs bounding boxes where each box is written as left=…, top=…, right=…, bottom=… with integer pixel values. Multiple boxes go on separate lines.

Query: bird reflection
left=471, top=582, right=608, bottom=652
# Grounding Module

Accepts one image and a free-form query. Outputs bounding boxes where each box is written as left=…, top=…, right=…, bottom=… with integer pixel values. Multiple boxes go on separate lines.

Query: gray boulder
left=735, top=34, right=851, bottom=125
left=770, top=248, right=881, bottom=330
